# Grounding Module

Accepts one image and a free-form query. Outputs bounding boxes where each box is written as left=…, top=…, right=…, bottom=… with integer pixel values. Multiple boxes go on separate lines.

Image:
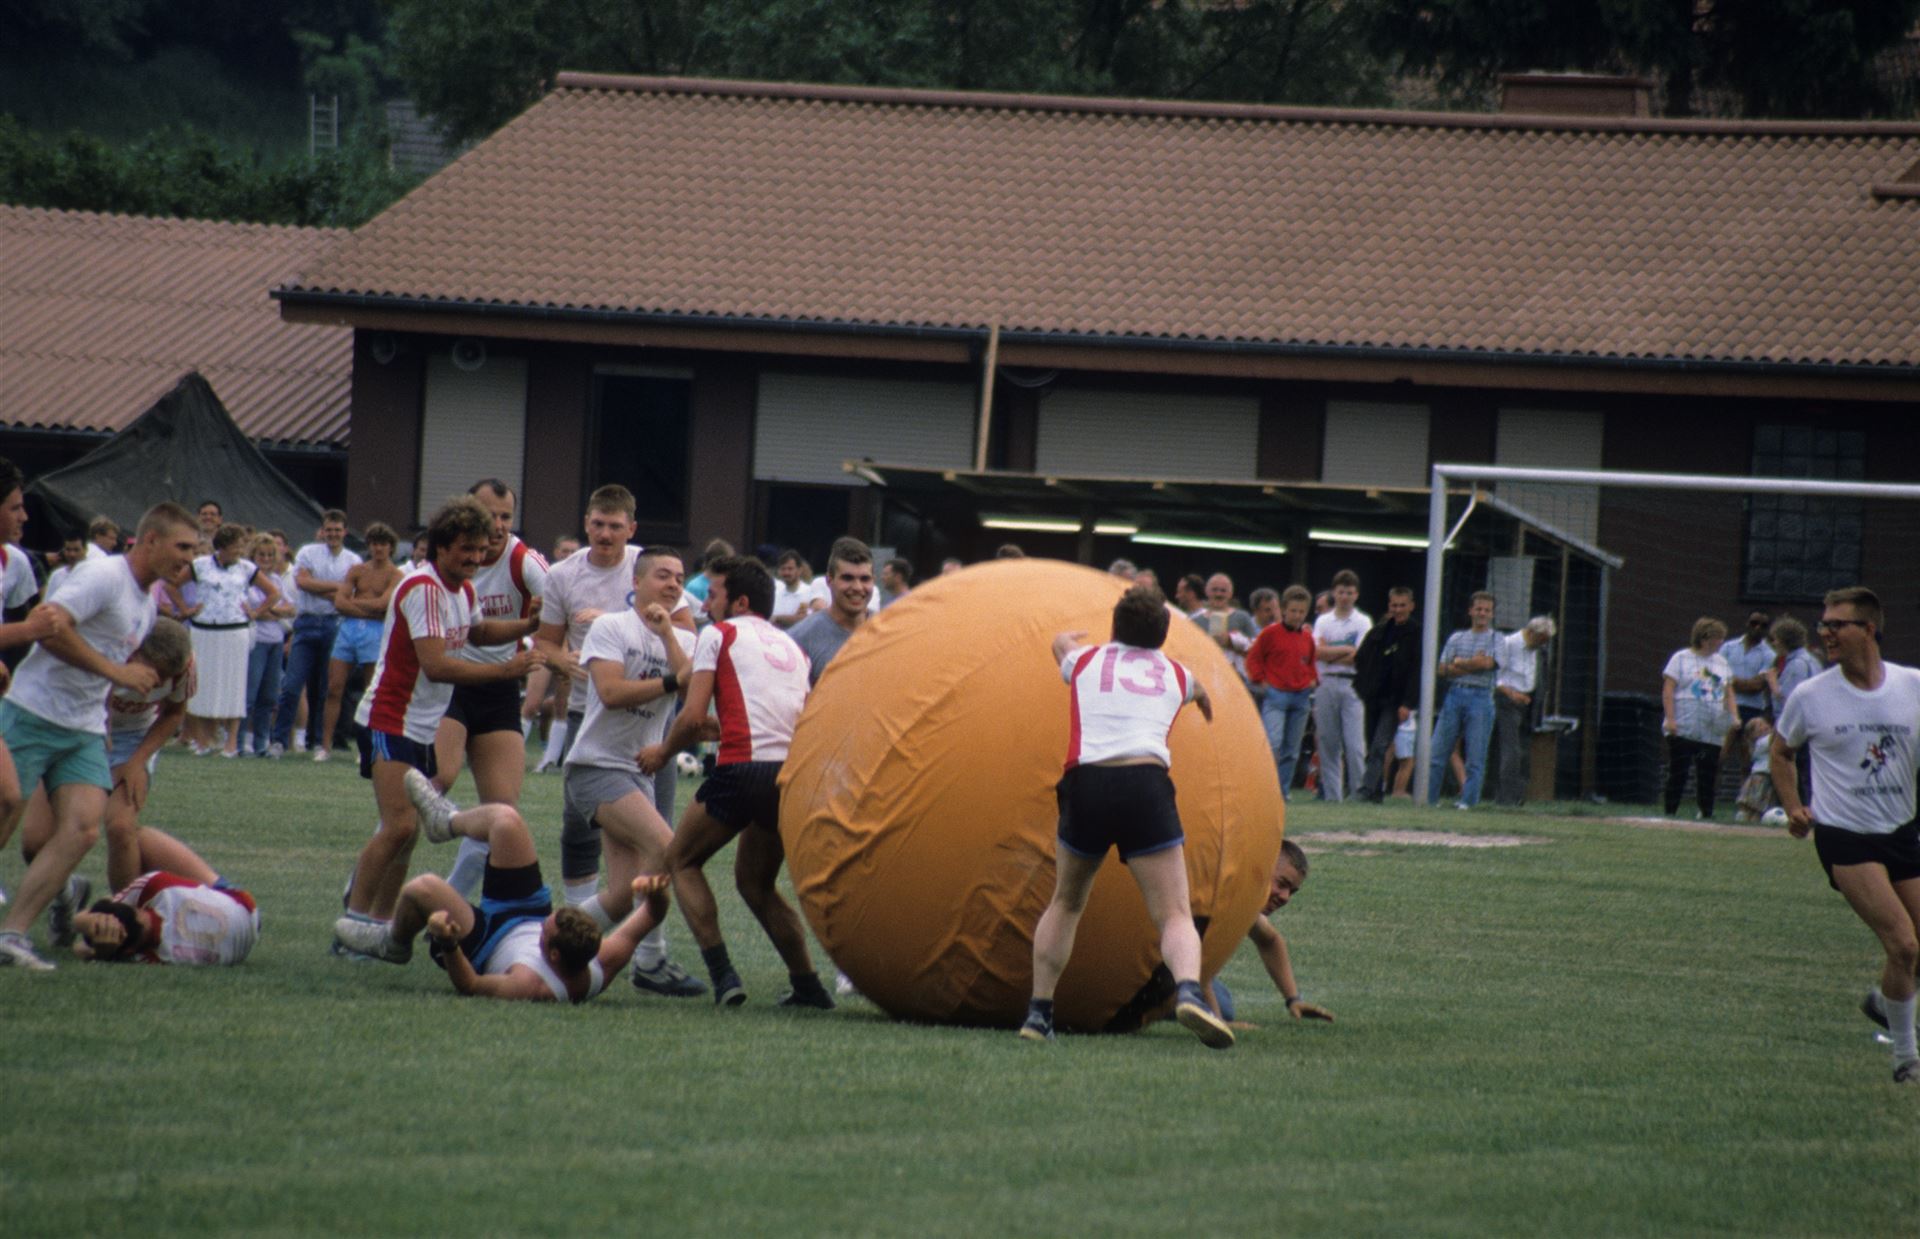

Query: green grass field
left=4, top=752, right=1915, bottom=1236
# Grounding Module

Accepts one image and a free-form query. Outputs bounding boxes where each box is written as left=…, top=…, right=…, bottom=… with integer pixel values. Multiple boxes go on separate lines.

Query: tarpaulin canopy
left=24, top=372, right=325, bottom=547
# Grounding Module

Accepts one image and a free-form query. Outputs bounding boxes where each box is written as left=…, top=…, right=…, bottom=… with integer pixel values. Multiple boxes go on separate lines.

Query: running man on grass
left=0, top=502, right=192, bottom=970
left=1020, top=582, right=1234, bottom=1049
left=331, top=497, right=538, bottom=957
left=1769, top=586, right=1920, bottom=1084
left=640, top=555, right=831, bottom=1010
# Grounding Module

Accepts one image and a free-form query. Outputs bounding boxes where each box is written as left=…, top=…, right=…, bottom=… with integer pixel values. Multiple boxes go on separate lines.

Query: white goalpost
left=1414, top=464, right=1920, bottom=808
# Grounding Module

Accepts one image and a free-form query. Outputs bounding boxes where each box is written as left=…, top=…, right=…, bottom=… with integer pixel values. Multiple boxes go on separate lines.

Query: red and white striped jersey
left=693, top=614, right=810, bottom=764
left=1060, top=642, right=1196, bottom=770
left=462, top=535, right=548, bottom=666
left=354, top=561, right=477, bottom=743
left=114, top=871, right=259, bottom=966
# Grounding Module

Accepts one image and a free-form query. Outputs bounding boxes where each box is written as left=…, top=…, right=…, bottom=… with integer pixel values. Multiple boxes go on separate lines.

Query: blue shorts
left=331, top=617, right=383, bottom=665
left=106, top=729, right=160, bottom=778
left=428, top=861, right=551, bottom=972
left=0, top=700, right=112, bottom=793
left=358, top=729, right=439, bottom=780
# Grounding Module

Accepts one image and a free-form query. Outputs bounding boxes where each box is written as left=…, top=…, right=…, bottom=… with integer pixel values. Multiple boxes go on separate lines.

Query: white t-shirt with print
left=11, top=556, right=157, bottom=733
left=1663, top=648, right=1735, bottom=745
left=1774, top=663, right=1920, bottom=835
left=566, top=609, right=697, bottom=773
left=695, top=615, right=810, bottom=764
left=1312, top=609, right=1372, bottom=680
left=463, top=535, right=549, bottom=667
left=191, top=554, right=258, bottom=626
left=354, top=562, right=477, bottom=744
left=542, top=546, right=691, bottom=713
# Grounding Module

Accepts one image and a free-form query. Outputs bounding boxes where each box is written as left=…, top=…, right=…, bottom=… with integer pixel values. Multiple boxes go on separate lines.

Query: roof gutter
left=271, top=287, right=1920, bottom=385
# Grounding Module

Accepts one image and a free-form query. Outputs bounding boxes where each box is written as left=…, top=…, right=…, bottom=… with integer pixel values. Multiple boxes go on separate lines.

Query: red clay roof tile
left=5, top=207, right=350, bottom=445
left=283, top=75, right=1920, bottom=371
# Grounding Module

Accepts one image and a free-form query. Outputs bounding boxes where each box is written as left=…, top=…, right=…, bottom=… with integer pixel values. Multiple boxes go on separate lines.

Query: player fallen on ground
left=332, top=498, right=538, bottom=954
left=1769, top=586, right=1920, bottom=1084
left=1020, top=582, right=1235, bottom=1049
left=640, top=555, right=832, bottom=1010
left=1207, top=839, right=1335, bottom=1027
left=71, top=825, right=257, bottom=965
left=354, top=783, right=667, bottom=1004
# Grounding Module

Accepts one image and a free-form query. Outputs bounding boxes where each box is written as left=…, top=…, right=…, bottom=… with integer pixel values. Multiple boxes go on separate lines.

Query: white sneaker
left=332, top=916, right=411, bottom=964
left=0, top=930, right=54, bottom=971
left=312, top=747, right=331, bottom=763
left=835, top=970, right=860, bottom=997
left=291, top=737, right=307, bottom=753
left=404, top=768, right=458, bottom=843
left=267, top=742, right=285, bottom=758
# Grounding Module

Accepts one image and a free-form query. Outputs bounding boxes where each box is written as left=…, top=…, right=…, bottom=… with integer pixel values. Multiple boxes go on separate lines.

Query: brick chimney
left=1499, top=72, right=1654, bottom=118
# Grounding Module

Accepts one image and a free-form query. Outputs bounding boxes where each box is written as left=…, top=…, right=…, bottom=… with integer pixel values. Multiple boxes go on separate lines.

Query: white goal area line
left=1413, top=463, right=1920, bottom=806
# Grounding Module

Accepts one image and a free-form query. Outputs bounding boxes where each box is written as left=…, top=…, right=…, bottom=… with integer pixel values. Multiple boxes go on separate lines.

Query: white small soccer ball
left=674, top=751, right=703, bottom=778
left=1761, top=806, right=1789, bottom=826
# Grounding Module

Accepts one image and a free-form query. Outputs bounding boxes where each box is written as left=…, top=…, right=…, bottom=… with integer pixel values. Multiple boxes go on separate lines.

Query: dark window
left=591, top=373, right=692, bottom=538
left=1743, top=425, right=1864, bottom=600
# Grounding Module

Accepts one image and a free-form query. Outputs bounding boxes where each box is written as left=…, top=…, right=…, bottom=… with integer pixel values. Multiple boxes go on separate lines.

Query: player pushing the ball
left=1021, top=582, right=1233, bottom=1049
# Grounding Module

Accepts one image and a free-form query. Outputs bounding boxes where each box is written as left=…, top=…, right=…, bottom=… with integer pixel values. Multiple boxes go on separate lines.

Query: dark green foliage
left=0, top=116, right=415, bottom=227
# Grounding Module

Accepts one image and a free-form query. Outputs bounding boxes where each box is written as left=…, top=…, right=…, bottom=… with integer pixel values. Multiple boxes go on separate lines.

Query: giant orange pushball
left=780, top=559, right=1283, bottom=1033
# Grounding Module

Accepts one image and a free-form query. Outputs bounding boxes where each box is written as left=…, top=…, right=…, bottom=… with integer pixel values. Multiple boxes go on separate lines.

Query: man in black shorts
left=639, top=557, right=828, bottom=1009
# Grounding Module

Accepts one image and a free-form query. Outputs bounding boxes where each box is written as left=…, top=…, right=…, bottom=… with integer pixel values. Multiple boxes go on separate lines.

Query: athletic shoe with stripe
left=404, top=768, right=458, bottom=844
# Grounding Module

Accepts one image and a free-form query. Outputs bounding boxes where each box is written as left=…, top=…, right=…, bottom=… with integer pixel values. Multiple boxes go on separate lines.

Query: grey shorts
left=562, top=763, right=655, bottom=826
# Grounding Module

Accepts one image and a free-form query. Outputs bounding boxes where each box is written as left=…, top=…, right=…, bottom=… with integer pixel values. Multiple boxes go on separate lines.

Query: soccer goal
left=1413, top=462, right=1920, bottom=810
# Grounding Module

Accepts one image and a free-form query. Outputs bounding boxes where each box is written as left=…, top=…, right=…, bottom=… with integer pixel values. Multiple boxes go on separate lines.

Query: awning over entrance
left=842, top=460, right=1442, bottom=555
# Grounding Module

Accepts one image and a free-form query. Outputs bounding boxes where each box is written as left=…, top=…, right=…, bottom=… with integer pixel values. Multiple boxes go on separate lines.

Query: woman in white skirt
left=188, top=524, right=281, bottom=757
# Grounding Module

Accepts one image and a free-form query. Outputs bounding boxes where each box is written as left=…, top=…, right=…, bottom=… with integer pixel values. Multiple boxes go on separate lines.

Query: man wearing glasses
left=1770, top=588, right=1920, bottom=1084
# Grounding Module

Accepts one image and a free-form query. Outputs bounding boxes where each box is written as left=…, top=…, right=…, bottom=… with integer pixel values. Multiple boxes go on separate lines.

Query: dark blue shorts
left=359, top=728, right=439, bottom=780
left=1056, top=763, right=1184, bottom=861
left=695, top=761, right=782, bottom=834
left=429, top=861, right=551, bottom=971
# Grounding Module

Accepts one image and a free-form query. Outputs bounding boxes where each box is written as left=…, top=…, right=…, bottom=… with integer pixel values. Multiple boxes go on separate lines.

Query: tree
left=1364, top=0, right=1920, bottom=118
left=385, top=0, right=1396, bottom=145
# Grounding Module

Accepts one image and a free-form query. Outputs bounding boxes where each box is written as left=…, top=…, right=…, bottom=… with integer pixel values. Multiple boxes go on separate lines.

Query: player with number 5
left=1019, top=582, right=1231, bottom=1048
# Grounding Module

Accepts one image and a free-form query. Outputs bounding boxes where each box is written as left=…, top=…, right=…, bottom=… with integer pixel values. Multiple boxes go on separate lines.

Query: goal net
left=1414, top=460, right=1920, bottom=813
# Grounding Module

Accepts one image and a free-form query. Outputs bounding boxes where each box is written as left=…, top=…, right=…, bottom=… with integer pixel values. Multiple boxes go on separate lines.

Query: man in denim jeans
left=1428, top=591, right=1501, bottom=809
left=270, top=510, right=360, bottom=756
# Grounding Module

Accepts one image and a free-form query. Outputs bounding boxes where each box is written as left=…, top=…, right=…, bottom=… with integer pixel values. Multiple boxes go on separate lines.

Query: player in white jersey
left=1018, top=582, right=1233, bottom=1049
left=558, top=547, right=703, bottom=991
left=641, top=556, right=829, bottom=1009
left=433, top=480, right=549, bottom=895
left=0, top=500, right=193, bottom=972
left=532, top=484, right=702, bottom=997
left=71, top=826, right=256, bottom=965
left=332, top=498, right=539, bottom=953
left=344, top=784, right=669, bottom=1004
left=1770, top=586, right=1920, bottom=1083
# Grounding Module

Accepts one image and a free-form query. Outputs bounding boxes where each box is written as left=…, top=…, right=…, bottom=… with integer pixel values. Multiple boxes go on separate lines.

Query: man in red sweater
left=1245, top=585, right=1317, bottom=801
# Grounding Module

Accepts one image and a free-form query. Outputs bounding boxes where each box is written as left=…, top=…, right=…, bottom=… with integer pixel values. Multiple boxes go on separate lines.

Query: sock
left=445, top=838, right=490, bottom=899
left=1891, top=995, right=1918, bottom=1063
left=563, top=877, right=599, bottom=907
left=541, top=720, right=569, bottom=765
left=342, top=909, right=382, bottom=924
left=789, top=970, right=827, bottom=1000
left=633, top=923, right=667, bottom=969
left=1027, top=997, right=1054, bottom=1025
left=581, top=895, right=615, bottom=932
left=700, top=943, right=734, bottom=984
left=521, top=717, right=536, bottom=740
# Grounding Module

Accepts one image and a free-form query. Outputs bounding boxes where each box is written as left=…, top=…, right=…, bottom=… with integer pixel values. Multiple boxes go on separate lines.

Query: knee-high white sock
left=633, top=922, right=667, bottom=969
left=1891, top=995, right=1918, bottom=1063
left=521, top=716, right=536, bottom=740
left=563, top=876, right=599, bottom=907
left=445, top=838, right=490, bottom=899
left=541, top=719, right=569, bottom=765
left=581, top=894, right=615, bottom=932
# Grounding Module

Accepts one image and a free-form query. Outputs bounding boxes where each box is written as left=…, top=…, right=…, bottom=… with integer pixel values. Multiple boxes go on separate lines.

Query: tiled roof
left=4, top=207, right=351, bottom=445
left=282, top=75, right=1920, bottom=372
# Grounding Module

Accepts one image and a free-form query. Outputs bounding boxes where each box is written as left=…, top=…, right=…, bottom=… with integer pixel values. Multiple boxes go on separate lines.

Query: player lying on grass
left=1020, top=582, right=1235, bottom=1049
left=1208, top=839, right=1335, bottom=1026
left=71, top=825, right=257, bottom=965
left=337, top=779, right=668, bottom=1004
